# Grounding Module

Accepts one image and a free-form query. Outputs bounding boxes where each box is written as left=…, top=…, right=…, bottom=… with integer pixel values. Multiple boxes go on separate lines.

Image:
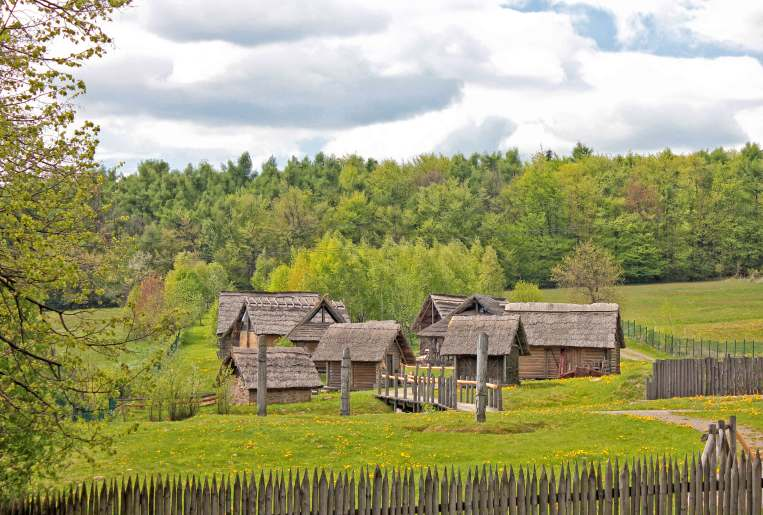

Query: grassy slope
left=542, top=278, right=763, bottom=341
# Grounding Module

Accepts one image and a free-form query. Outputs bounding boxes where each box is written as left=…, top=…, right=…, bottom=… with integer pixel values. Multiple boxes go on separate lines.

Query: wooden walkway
left=375, top=390, right=500, bottom=413
left=375, top=372, right=503, bottom=413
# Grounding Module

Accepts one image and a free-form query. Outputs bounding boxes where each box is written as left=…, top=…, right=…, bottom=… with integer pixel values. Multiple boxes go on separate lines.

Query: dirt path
left=620, top=348, right=655, bottom=362
left=601, top=409, right=763, bottom=451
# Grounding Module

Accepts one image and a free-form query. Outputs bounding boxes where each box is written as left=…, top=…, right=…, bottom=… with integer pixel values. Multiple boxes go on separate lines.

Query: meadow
left=44, top=279, right=763, bottom=490
left=542, top=278, right=763, bottom=341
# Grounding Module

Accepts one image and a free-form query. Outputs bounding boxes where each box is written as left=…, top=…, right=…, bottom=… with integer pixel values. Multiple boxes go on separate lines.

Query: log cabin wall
left=454, top=355, right=515, bottom=384
left=324, top=361, right=379, bottom=390
left=518, top=346, right=612, bottom=379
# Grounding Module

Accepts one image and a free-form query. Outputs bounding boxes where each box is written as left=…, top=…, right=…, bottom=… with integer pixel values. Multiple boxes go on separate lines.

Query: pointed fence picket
left=4, top=450, right=763, bottom=514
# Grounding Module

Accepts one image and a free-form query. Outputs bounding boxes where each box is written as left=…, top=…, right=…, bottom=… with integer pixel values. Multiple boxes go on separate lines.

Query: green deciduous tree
left=164, top=254, right=230, bottom=327
left=0, top=0, right=150, bottom=498
left=551, top=241, right=623, bottom=303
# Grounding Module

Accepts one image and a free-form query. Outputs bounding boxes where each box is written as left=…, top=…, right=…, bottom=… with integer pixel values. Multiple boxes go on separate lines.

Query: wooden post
left=476, top=333, right=488, bottom=423
left=257, top=336, right=267, bottom=417
left=340, top=347, right=351, bottom=417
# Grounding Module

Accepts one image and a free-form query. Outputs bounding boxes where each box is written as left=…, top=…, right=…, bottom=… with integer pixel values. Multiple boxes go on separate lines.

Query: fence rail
left=376, top=372, right=503, bottom=412
left=645, top=357, right=763, bottom=400
left=4, top=449, right=762, bottom=514
left=624, top=319, right=760, bottom=358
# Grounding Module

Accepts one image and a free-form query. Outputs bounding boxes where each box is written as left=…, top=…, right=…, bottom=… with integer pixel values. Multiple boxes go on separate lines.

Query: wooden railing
left=376, top=372, right=503, bottom=411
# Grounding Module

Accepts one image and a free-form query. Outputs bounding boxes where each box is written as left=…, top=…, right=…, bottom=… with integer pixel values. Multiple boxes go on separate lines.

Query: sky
left=79, top=0, right=763, bottom=172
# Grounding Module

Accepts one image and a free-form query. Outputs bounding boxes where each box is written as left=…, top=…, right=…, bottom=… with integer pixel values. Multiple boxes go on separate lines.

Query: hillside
left=542, top=278, right=763, bottom=341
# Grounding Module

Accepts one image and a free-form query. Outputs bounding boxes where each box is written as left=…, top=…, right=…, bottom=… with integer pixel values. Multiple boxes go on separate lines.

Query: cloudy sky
left=80, top=0, right=763, bottom=171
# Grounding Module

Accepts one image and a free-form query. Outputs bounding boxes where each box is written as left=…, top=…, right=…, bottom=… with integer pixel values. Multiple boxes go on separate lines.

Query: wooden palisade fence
left=624, top=319, right=760, bottom=358
left=645, top=357, right=763, bottom=400
left=4, top=450, right=762, bottom=514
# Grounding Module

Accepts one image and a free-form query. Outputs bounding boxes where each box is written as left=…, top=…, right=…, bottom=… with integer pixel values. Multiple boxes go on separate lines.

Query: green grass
left=48, top=361, right=709, bottom=489
left=542, top=278, right=763, bottom=341
left=52, top=403, right=699, bottom=489
left=43, top=279, right=763, bottom=490
left=172, top=320, right=220, bottom=391
left=51, top=307, right=170, bottom=370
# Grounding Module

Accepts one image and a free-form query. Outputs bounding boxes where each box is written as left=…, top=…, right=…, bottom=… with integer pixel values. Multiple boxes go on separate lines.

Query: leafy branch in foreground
left=0, top=0, right=177, bottom=499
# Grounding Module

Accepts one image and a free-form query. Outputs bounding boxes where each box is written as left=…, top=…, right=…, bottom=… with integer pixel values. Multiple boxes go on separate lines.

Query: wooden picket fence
left=4, top=450, right=763, bottom=514
left=645, top=357, right=763, bottom=400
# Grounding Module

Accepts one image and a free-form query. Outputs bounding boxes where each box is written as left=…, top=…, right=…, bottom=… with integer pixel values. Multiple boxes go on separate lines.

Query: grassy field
left=53, top=307, right=170, bottom=370
left=51, top=355, right=763, bottom=489
left=543, top=278, right=763, bottom=341
left=43, top=279, right=763, bottom=490
left=54, top=362, right=708, bottom=489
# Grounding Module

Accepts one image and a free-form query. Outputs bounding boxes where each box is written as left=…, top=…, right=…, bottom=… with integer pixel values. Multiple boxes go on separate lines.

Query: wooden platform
left=375, top=388, right=500, bottom=413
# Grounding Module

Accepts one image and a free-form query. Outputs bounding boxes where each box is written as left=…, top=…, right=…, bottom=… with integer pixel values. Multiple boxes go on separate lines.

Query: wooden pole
left=257, top=336, right=267, bottom=417
left=476, top=332, right=488, bottom=423
left=340, top=347, right=351, bottom=416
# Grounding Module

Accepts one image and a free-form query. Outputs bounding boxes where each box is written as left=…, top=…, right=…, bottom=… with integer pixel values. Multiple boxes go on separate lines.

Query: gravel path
left=601, top=409, right=763, bottom=451
left=620, top=348, right=655, bottom=362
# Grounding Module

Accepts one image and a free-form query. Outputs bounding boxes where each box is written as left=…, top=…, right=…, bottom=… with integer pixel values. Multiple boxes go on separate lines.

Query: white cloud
left=544, top=1, right=763, bottom=52
left=79, top=0, right=763, bottom=169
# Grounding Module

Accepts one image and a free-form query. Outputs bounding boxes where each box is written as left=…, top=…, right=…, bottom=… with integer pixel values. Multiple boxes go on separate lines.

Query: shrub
left=509, top=280, right=543, bottom=302
left=216, top=366, right=234, bottom=415
left=146, top=362, right=202, bottom=422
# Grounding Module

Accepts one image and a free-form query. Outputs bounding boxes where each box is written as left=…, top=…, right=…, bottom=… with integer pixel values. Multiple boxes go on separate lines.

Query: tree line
left=97, top=143, right=763, bottom=308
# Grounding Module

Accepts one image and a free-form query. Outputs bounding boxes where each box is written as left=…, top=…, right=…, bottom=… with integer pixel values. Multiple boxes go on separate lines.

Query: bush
left=146, top=362, right=202, bottom=422
left=509, top=280, right=543, bottom=302
left=215, top=366, right=234, bottom=415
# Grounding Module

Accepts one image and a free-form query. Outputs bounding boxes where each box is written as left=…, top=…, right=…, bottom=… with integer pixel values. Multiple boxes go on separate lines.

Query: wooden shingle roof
left=216, top=292, right=349, bottom=336
left=225, top=347, right=321, bottom=390
left=440, top=315, right=529, bottom=356
left=415, top=294, right=506, bottom=337
left=286, top=298, right=348, bottom=342
left=504, top=303, right=624, bottom=349
left=410, top=293, right=466, bottom=332
left=311, top=321, right=416, bottom=363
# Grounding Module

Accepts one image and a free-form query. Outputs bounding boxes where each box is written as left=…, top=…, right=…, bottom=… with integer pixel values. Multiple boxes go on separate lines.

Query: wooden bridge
left=375, top=370, right=503, bottom=413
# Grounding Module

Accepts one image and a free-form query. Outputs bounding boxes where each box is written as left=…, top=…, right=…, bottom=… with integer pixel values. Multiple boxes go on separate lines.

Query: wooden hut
left=286, top=297, right=348, bottom=355
left=504, top=302, right=625, bottom=379
left=413, top=294, right=506, bottom=364
left=223, top=347, right=322, bottom=405
left=311, top=321, right=416, bottom=390
left=439, top=315, right=529, bottom=385
left=216, top=291, right=349, bottom=359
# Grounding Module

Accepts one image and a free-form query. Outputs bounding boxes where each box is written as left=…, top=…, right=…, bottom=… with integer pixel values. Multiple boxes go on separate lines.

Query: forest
left=96, top=144, right=763, bottom=312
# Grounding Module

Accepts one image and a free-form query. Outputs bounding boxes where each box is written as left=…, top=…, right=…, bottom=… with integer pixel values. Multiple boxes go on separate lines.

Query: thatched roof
left=440, top=315, right=529, bottom=356
left=415, top=294, right=506, bottom=338
left=311, top=321, right=416, bottom=363
left=224, top=347, right=321, bottom=390
left=286, top=298, right=348, bottom=343
left=504, top=303, right=624, bottom=349
left=216, top=291, right=349, bottom=336
left=411, top=293, right=466, bottom=332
